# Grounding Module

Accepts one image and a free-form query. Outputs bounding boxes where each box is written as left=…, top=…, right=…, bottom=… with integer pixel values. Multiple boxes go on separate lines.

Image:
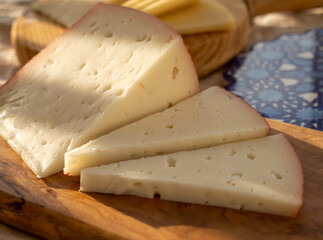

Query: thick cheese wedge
left=122, top=0, right=198, bottom=17
left=160, top=0, right=235, bottom=34
left=81, top=134, right=304, bottom=217
left=65, top=86, right=269, bottom=176
left=0, top=3, right=199, bottom=178
left=31, top=0, right=235, bottom=35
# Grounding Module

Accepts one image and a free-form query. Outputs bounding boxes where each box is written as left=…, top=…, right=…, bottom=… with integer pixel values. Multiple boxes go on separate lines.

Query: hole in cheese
left=226, top=179, right=236, bottom=187
left=172, top=67, right=179, bottom=80
left=115, top=89, right=124, bottom=96
left=89, top=22, right=97, bottom=28
left=103, top=84, right=112, bottom=92
left=167, top=157, right=177, bottom=167
left=228, top=149, right=236, bottom=156
left=136, top=34, right=151, bottom=42
left=79, top=63, right=86, bottom=70
left=154, top=193, right=161, bottom=199
left=247, top=154, right=255, bottom=161
left=105, top=32, right=113, bottom=38
left=231, top=172, right=243, bottom=178
left=270, top=171, right=283, bottom=180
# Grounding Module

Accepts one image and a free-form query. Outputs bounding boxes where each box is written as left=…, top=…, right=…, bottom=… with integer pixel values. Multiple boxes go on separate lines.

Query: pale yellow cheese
left=80, top=134, right=304, bottom=217
left=160, top=0, right=235, bottom=34
left=123, top=0, right=198, bottom=16
left=65, top=87, right=269, bottom=176
left=31, top=0, right=235, bottom=34
left=0, top=3, right=199, bottom=178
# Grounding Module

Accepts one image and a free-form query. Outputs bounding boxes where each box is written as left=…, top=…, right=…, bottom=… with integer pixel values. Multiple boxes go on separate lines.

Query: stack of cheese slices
left=0, top=3, right=303, bottom=217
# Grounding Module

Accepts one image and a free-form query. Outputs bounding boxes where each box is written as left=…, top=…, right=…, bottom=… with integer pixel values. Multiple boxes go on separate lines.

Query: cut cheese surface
left=65, top=86, right=269, bottom=176
left=0, top=3, right=199, bottom=178
left=81, top=134, right=304, bottom=217
left=31, top=0, right=235, bottom=34
left=160, top=0, right=235, bottom=34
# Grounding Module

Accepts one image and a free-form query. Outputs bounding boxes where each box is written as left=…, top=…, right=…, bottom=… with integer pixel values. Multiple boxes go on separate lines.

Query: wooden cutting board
left=0, top=119, right=322, bottom=240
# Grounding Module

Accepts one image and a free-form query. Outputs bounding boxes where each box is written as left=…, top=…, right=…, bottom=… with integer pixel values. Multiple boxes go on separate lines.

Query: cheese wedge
left=31, top=0, right=126, bottom=28
left=31, top=0, right=235, bottom=35
left=122, top=0, right=198, bottom=17
left=65, top=86, right=269, bottom=176
left=81, top=134, right=303, bottom=217
left=160, top=0, right=235, bottom=34
left=0, top=3, right=199, bottom=178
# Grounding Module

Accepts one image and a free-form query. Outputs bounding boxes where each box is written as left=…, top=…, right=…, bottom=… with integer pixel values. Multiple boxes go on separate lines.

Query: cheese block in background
left=31, top=0, right=235, bottom=35
left=65, top=86, right=269, bottom=176
left=0, top=3, right=199, bottom=178
left=81, top=134, right=304, bottom=217
left=31, top=0, right=125, bottom=28
left=122, top=0, right=198, bottom=17
left=161, top=0, right=235, bottom=35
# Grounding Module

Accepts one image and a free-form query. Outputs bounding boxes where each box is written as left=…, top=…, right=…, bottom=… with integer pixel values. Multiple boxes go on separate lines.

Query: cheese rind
left=80, top=134, right=303, bottom=217
left=0, top=3, right=199, bottom=178
left=65, top=86, right=269, bottom=176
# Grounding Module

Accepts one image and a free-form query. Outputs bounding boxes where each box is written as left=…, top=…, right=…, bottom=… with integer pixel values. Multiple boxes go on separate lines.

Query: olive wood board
left=0, top=119, right=322, bottom=240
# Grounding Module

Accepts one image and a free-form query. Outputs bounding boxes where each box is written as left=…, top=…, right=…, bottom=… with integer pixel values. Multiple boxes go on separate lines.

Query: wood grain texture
left=0, top=120, right=322, bottom=240
left=249, top=0, right=323, bottom=17
left=10, top=0, right=249, bottom=77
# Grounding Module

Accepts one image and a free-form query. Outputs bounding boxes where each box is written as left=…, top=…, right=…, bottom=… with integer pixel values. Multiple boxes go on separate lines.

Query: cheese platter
left=1, top=1, right=323, bottom=239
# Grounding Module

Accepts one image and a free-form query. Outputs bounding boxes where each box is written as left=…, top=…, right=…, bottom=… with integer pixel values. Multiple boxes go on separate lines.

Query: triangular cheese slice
left=0, top=3, right=199, bottom=178
left=65, top=86, right=269, bottom=176
left=80, top=134, right=303, bottom=217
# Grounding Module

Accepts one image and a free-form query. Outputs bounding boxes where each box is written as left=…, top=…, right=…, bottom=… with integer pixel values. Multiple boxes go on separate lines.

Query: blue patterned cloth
left=224, top=29, right=323, bottom=131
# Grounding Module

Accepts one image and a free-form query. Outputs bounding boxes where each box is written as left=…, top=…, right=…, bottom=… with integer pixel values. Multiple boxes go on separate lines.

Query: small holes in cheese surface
left=105, top=32, right=113, bottom=38
left=247, top=154, right=255, bottom=161
left=228, top=149, right=236, bottom=156
left=270, top=171, right=282, bottom=180
left=172, top=67, right=179, bottom=80
left=166, top=157, right=177, bottom=167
